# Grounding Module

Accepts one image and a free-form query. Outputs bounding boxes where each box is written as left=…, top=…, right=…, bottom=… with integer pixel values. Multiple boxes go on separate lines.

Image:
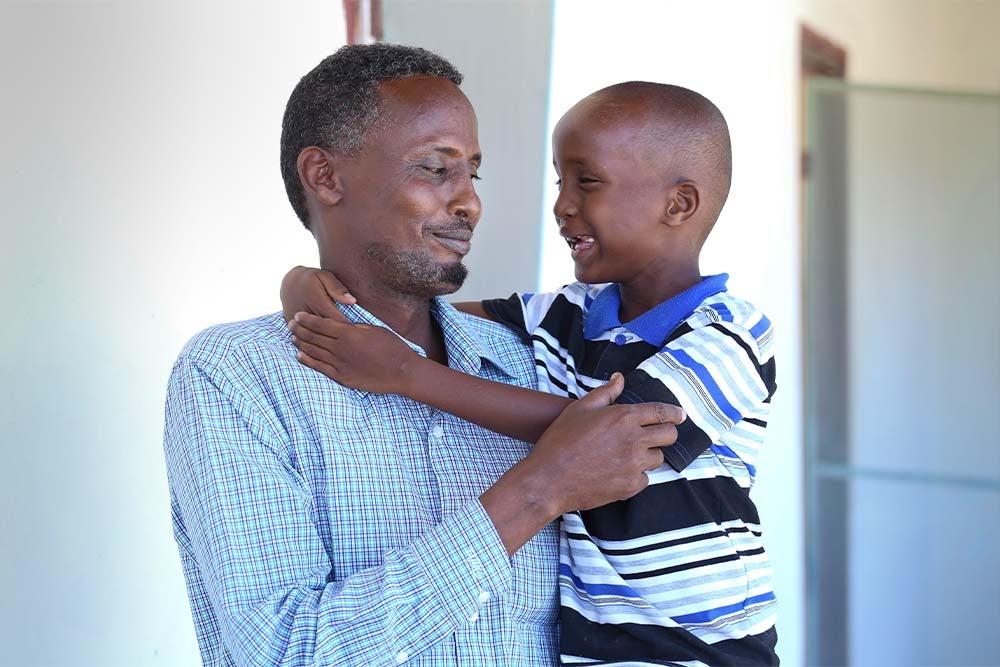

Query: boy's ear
left=663, top=181, right=699, bottom=227
left=297, top=146, right=343, bottom=207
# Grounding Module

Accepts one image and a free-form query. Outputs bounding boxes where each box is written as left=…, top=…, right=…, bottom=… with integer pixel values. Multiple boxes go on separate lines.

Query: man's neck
left=348, top=283, right=448, bottom=365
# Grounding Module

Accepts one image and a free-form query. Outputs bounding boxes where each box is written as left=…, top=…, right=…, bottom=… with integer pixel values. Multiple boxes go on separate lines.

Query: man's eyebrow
left=434, top=147, right=482, bottom=164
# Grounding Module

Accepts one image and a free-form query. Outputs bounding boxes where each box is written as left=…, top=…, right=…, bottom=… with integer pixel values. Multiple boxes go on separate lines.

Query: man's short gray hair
left=280, top=43, right=463, bottom=229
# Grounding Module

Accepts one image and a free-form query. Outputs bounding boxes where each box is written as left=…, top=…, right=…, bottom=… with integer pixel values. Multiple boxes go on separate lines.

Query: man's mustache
left=425, top=219, right=474, bottom=236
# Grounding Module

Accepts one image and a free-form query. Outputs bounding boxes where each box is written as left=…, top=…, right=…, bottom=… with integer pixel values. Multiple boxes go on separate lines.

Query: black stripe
left=621, top=546, right=768, bottom=580
left=480, top=294, right=531, bottom=342
left=744, top=417, right=767, bottom=428
left=534, top=358, right=569, bottom=394
left=578, top=475, right=760, bottom=540
left=565, top=523, right=754, bottom=557
left=560, top=607, right=779, bottom=666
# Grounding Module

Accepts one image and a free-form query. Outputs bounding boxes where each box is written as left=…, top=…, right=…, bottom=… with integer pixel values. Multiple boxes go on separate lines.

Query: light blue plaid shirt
left=163, top=299, right=559, bottom=666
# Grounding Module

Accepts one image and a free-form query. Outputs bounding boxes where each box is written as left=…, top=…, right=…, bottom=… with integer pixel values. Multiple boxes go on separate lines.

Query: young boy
left=283, top=82, right=778, bottom=666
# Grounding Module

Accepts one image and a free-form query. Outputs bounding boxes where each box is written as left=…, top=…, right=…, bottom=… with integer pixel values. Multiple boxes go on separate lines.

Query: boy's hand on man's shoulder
left=280, top=265, right=356, bottom=323
left=288, top=311, right=418, bottom=395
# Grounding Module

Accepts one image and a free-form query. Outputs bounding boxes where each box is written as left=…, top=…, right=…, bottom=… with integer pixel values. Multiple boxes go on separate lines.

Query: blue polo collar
left=583, top=273, right=730, bottom=347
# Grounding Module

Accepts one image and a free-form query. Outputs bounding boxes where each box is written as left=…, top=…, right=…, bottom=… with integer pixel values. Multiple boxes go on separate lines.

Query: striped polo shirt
left=483, top=274, right=779, bottom=666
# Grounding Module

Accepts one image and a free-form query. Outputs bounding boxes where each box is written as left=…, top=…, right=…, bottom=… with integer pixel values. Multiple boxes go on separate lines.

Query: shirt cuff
left=413, top=498, right=512, bottom=627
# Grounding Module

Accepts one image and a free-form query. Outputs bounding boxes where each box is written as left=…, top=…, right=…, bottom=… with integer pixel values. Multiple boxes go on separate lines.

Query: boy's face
left=552, top=103, right=673, bottom=286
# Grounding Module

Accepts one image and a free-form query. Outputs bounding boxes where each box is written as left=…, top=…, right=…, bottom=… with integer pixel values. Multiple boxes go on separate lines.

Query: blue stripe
left=708, top=302, right=734, bottom=322
left=749, top=315, right=771, bottom=339
left=520, top=292, right=535, bottom=305
left=559, top=563, right=641, bottom=599
left=673, top=591, right=776, bottom=624
left=669, top=348, right=742, bottom=424
left=710, top=444, right=757, bottom=478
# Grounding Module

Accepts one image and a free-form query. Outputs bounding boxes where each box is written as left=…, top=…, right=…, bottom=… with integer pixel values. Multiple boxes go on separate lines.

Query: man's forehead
left=378, top=75, right=472, bottom=114
left=368, top=76, right=480, bottom=156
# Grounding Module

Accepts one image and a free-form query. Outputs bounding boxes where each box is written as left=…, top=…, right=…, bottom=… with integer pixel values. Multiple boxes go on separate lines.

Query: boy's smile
left=563, top=233, right=596, bottom=259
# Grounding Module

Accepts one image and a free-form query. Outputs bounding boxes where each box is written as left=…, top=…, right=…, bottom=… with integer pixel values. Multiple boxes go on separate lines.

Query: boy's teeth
left=566, top=235, right=595, bottom=249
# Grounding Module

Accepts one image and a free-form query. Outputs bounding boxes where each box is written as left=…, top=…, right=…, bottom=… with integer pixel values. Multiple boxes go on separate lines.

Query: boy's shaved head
left=576, top=81, right=732, bottom=230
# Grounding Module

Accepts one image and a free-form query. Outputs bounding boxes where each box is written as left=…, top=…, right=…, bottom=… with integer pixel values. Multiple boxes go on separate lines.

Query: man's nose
left=450, top=177, right=482, bottom=226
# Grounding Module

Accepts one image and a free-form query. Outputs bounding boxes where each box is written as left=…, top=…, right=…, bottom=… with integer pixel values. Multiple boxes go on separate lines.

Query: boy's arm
left=451, top=301, right=494, bottom=320
left=289, top=312, right=571, bottom=443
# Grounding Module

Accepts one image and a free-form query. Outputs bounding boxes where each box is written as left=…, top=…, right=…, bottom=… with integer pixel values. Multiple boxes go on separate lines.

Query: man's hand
left=280, top=266, right=356, bottom=323
left=481, top=374, right=686, bottom=555
left=530, top=373, right=685, bottom=513
left=288, top=311, right=421, bottom=395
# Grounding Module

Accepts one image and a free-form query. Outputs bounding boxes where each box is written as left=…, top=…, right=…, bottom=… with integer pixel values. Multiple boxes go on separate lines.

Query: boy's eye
left=554, top=179, right=562, bottom=190
left=471, top=171, right=482, bottom=181
left=421, top=165, right=448, bottom=176
left=579, top=177, right=599, bottom=185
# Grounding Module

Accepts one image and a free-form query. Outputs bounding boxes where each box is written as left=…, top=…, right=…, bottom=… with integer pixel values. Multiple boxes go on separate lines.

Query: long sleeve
left=164, top=355, right=512, bottom=666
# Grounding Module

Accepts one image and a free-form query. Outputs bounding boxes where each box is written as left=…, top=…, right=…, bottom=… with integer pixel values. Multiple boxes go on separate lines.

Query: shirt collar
left=583, top=273, right=729, bottom=347
left=337, top=297, right=516, bottom=379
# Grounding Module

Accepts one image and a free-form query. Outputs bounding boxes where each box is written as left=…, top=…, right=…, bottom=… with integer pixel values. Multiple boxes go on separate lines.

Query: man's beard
left=365, top=243, right=469, bottom=299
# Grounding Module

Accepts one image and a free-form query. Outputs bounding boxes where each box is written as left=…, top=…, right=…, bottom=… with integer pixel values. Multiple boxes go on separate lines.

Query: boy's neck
left=617, top=263, right=702, bottom=324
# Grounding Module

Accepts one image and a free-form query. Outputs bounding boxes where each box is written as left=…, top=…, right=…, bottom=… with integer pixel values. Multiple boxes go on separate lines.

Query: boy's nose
left=553, top=192, right=577, bottom=220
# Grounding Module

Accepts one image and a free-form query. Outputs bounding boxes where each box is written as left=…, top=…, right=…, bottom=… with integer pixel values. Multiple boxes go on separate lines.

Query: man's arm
left=165, top=355, right=517, bottom=666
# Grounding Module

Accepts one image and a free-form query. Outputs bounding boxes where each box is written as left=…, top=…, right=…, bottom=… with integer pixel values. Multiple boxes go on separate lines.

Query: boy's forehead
left=556, top=99, right=657, bottom=151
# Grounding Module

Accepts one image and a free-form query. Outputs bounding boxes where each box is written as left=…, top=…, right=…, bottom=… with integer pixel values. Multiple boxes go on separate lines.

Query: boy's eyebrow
left=434, top=146, right=482, bottom=165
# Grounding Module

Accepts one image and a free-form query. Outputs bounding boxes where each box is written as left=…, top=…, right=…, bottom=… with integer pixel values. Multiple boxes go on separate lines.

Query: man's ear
left=664, top=181, right=699, bottom=227
left=297, top=146, right=343, bottom=207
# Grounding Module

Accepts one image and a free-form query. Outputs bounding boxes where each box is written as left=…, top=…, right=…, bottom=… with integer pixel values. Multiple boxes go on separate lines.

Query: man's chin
left=435, top=261, right=469, bottom=294
left=366, top=243, right=469, bottom=298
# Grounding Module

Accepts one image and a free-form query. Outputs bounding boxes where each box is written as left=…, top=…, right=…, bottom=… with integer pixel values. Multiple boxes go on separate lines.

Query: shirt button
left=395, top=650, right=409, bottom=663
left=468, top=611, right=479, bottom=623
left=477, top=590, right=491, bottom=604
left=614, top=333, right=627, bottom=346
left=431, top=425, right=444, bottom=439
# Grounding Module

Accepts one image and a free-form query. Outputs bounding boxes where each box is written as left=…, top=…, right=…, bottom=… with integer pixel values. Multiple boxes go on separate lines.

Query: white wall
left=0, top=2, right=344, bottom=665
left=541, top=1, right=806, bottom=664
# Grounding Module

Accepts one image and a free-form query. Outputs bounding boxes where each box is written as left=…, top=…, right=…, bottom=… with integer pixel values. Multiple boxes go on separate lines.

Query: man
left=163, top=43, right=684, bottom=666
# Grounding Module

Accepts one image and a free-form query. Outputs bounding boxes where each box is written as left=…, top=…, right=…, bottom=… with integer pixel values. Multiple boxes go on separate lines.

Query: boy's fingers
left=296, top=350, right=340, bottom=379
left=289, top=322, right=337, bottom=351
left=317, top=271, right=356, bottom=306
left=293, top=311, right=351, bottom=338
left=294, top=338, right=338, bottom=366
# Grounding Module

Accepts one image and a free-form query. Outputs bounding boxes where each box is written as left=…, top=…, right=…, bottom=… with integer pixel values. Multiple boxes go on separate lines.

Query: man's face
left=322, top=75, right=483, bottom=299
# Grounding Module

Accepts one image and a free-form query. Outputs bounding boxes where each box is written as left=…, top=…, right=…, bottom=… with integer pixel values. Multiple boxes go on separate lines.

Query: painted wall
left=799, top=0, right=1000, bottom=92
left=0, top=2, right=344, bottom=664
